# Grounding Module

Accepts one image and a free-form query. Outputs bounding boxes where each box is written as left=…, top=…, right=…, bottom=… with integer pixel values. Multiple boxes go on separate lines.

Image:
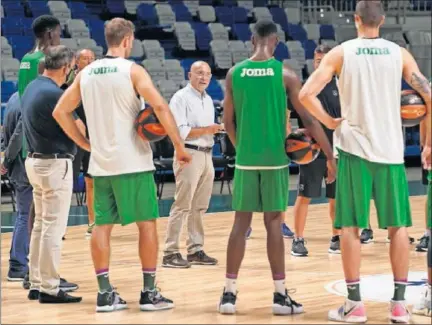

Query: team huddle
left=2, top=0, right=431, bottom=323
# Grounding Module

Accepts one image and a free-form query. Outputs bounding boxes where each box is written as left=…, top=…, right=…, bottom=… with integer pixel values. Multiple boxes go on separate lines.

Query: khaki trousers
left=25, top=157, right=73, bottom=295
left=164, top=148, right=214, bottom=255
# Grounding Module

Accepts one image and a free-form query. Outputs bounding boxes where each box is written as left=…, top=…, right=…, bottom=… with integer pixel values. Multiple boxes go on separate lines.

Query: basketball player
left=53, top=18, right=191, bottom=312
left=218, top=20, right=337, bottom=315
left=298, top=1, right=431, bottom=322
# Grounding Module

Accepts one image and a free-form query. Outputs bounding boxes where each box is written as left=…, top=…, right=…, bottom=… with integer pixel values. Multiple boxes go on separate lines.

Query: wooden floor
left=1, top=196, right=430, bottom=324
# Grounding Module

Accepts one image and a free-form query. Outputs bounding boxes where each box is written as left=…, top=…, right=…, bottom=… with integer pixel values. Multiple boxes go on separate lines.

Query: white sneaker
left=412, top=285, right=431, bottom=317
left=389, top=300, right=411, bottom=323
left=328, top=299, right=367, bottom=323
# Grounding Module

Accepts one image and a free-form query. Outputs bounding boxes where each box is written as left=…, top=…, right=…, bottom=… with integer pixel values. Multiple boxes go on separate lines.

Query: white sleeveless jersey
left=334, top=38, right=404, bottom=164
left=80, top=57, right=154, bottom=176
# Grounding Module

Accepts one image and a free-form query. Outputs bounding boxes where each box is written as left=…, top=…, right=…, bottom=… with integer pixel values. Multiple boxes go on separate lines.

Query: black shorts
left=72, top=148, right=92, bottom=181
left=297, top=158, right=336, bottom=199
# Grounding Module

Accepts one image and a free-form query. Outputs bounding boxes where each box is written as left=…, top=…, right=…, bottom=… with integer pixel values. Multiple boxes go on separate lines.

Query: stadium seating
left=1, top=0, right=431, bottom=160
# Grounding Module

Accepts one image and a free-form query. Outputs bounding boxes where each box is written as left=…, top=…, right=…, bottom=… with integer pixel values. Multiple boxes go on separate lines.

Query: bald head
left=188, top=61, right=212, bottom=94
left=76, top=48, right=95, bottom=71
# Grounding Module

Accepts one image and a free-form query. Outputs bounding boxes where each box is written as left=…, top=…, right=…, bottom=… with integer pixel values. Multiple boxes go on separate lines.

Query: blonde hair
left=104, top=18, right=135, bottom=47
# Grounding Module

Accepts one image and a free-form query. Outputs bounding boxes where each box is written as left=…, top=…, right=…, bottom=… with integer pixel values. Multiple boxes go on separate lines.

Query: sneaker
left=360, top=229, right=374, bottom=244
left=328, top=235, right=341, bottom=254
left=416, top=235, right=429, bottom=252
left=86, top=223, right=95, bottom=238
left=139, top=288, right=174, bottom=311
left=187, top=250, right=218, bottom=265
left=328, top=299, right=367, bottom=323
left=291, top=238, right=308, bottom=257
left=272, top=289, right=304, bottom=315
left=162, top=253, right=191, bottom=268
left=386, top=237, right=415, bottom=244
left=282, top=223, right=294, bottom=238
left=96, top=288, right=128, bottom=312
left=389, top=300, right=410, bottom=323
left=412, top=285, right=431, bottom=317
left=246, top=227, right=252, bottom=239
left=22, top=273, right=30, bottom=289
left=60, top=278, right=79, bottom=292
left=218, top=289, right=237, bottom=314
left=7, top=269, right=26, bottom=282
left=28, top=289, right=39, bottom=300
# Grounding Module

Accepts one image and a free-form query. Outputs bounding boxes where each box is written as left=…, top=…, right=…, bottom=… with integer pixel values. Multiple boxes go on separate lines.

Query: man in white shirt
left=162, top=61, right=223, bottom=268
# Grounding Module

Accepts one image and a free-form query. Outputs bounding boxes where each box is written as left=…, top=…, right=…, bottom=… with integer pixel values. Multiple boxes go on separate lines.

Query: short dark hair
left=32, top=15, right=61, bottom=38
left=315, top=44, right=333, bottom=54
left=355, top=0, right=385, bottom=27
left=104, top=18, right=135, bottom=47
left=253, top=19, right=278, bottom=38
left=44, top=45, right=75, bottom=70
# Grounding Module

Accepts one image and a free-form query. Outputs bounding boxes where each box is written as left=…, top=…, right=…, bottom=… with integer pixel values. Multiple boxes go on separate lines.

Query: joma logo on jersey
left=240, top=68, right=275, bottom=77
left=88, top=66, right=118, bottom=75
left=356, top=47, right=390, bottom=55
left=20, top=62, right=31, bottom=69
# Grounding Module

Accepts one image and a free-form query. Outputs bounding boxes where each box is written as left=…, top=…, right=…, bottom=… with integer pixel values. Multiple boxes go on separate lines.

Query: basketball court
left=1, top=195, right=430, bottom=324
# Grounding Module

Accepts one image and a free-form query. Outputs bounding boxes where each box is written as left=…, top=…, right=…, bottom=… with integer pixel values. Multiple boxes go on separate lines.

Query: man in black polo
left=291, top=44, right=342, bottom=257
left=22, top=45, right=82, bottom=304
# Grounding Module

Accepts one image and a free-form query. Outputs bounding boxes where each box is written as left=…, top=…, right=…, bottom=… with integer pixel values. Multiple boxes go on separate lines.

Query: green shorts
left=93, top=171, right=159, bottom=226
left=427, top=172, right=432, bottom=229
left=335, top=150, right=412, bottom=229
left=232, top=167, right=289, bottom=212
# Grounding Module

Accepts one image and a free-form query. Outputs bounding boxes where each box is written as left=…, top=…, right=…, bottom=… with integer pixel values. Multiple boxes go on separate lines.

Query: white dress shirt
left=169, top=83, right=215, bottom=148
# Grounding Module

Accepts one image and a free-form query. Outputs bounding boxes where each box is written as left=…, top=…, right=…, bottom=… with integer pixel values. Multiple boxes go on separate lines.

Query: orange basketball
left=285, top=130, right=320, bottom=165
left=134, top=107, right=167, bottom=142
left=401, top=90, right=426, bottom=127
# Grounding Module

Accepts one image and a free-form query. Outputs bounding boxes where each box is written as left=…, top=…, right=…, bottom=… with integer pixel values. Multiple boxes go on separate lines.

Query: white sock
left=425, top=229, right=431, bottom=237
left=274, top=280, right=286, bottom=295
left=225, top=278, right=237, bottom=294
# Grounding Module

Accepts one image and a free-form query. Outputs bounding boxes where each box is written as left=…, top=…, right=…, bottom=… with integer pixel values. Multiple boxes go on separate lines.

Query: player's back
left=80, top=57, right=154, bottom=177
left=231, top=58, right=288, bottom=169
left=18, top=51, right=45, bottom=97
left=336, top=38, right=404, bottom=164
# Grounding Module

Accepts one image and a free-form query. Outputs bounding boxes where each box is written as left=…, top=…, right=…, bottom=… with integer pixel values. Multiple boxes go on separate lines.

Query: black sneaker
left=39, top=290, right=82, bottom=304
left=416, top=235, right=429, bottom=252
left=218, top=289, right=237, bottom=314
left=272, top=289, right=304, bottom=315
left=360, top=229, right=373, bottom=244
left=187, top=250, right=218, bottom=265
left=162, top=253, right=191, bottom=268
left=328, top=235, right=341, bottom=254
left=28, top=289, right=39, bottom=300
left=139, top=288, right=174, bottom=311
left=291, top=238, right=308, bottom=256
left=23, top=273, right=30, bottom=289
left=60, top=278, right=78, bottom=292
left=7, top=269, right=26, bottom=282
left=96, top=288, right=128, bottom=312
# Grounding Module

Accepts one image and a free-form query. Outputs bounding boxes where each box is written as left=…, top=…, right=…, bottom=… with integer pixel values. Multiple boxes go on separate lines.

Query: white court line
left=1, top=226, right=14, bottom=229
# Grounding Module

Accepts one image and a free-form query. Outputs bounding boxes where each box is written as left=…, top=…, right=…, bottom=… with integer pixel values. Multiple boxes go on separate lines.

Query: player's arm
left=223, top=67, right=236, bottom=146
left=283, top=66, right=334, bottom=160
left=52, top=72, right=90, bottom=151
left=401, top=48, right=432, bottom=167
left=298, top=45, right=343, bottom=130
left=130, top=64, right=185, bottom=150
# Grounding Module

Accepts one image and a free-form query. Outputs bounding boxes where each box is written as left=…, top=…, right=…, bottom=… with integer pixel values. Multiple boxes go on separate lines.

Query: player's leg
left=91, top=175, right=126, bottom=312
left=326, top=172, right=340, bottom=253
left=84, top=176, right=95, bottom=236
left=111, top=171, right=173, bottom=311
left=373, top=163, right=412, bottom=323
left=417, top=168, right=430, bottom=252
left=328, top=151, right=371, bottom=323
left=218, top=169, right=257, bottom=314
left=413, top=175, right=432, bottom=317
left=292, top=159, right=325, bottom=256
left=262, top=168, right=304, bottom=315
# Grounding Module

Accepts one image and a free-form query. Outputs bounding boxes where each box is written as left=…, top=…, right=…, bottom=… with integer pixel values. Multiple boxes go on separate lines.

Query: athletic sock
left=96, top=268, right=112, bottom=292
left=425, top=229, right=431, bottom=237
left=273, top=273, right=286, bottom=295
left=393, top=279, right=407, bottom=301
left=143, top=268, right=156, bottom=291
left=225, top=273, right=237, bottom=294
left=346, top=280, right=361, bottom=301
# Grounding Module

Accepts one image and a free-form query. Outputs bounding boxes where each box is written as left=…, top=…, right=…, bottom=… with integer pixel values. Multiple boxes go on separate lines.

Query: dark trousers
left=9, top=184, right=33, bottom=273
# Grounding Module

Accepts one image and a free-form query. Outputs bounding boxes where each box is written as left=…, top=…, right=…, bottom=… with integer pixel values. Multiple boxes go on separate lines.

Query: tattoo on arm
left=411, top=72, right=431, bottom=95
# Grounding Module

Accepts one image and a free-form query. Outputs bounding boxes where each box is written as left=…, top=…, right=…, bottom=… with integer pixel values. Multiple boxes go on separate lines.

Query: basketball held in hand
left=401, top=90, right=426, bottom=127
left=285, top=130, right=321, bottom=165
left=134, top=107, right=167, bottom=142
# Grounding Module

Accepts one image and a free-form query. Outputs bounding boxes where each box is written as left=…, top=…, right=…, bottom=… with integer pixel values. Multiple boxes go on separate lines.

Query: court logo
left=325, top=271, right=427, bottom=305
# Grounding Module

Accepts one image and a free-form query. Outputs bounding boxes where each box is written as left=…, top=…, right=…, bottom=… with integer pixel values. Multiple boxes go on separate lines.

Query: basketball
left=134, top=107, right=167, bottom=142
left=285, top=130, right=321, bottom=165
left=401, top=90, right=426, bottom=127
